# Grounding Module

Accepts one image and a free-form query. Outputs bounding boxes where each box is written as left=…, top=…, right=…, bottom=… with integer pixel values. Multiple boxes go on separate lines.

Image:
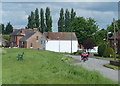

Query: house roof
left=10, top=29, right=38, bottom=41
left=109, top=30, right=120, bottom=40
left=19, top=32, right=35, bottom=41
left=10, top=29, right=38, bottom=36
left=44, top=32, right=77, bottom=40
left=0, top=38, right=8, bottom=42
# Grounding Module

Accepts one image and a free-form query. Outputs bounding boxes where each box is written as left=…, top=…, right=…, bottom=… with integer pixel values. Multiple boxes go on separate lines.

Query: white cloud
left=2, top=10, right=28, bottom=28
left=1, top=2, right=118, bottom=31
left=1, top=0, right=120, bottom=2
left=76, top=8, right=117, bottom=29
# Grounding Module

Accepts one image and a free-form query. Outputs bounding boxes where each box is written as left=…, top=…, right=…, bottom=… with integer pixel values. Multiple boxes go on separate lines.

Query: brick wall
left=16, top=36, right=24, bottom=46
left=26, top=31, right=42, bottom=49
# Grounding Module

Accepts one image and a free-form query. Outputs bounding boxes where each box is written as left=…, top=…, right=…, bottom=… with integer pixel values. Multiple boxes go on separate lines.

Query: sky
left=0, top=1, right=119, bottom=32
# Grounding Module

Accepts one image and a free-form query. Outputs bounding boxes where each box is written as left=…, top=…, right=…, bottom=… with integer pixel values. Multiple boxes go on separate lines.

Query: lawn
left=2, top=48, right=118, bottom=84
left=104, top=64, right=120, bottom=70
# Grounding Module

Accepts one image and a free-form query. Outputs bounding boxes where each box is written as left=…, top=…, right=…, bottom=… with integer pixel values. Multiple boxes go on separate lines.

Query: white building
left=86, top=46, right=98, bottom=53
left=43, top=32, right=78, bottom=53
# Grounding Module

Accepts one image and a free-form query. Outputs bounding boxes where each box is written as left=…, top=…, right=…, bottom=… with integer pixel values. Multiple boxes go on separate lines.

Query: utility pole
left=113, top=18, right=116, bottom=60
left=71, top=30, right=72, bottom=54
left=106, top=29, right=108, bottom=58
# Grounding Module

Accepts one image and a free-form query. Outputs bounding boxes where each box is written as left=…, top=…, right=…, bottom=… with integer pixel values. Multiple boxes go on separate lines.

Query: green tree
left=107, top=19, right=120, bottom=37
left=65, top=9, right=70, bottom=32
left=94, top=29, right=107, bottom=46
left=0, top=24, right=5, bottom=34
left=71, top=17, right=98, bottom=45
left=58, top=8, right=65, bottom=32
left=45, top=7, right=52, bottom=32
left=40, top=8, right=45, bottom=33
left=35, top=8, right=40, bottom=28
left=30, top=11, right=35, bottom=29
left=98, top=43, right=106, bottom=57
left=5, top=22, right=13, bottom=34
left=27, top=15, right=32, bottom=29
left=71, top=8, right=76, bottom=21
left=103, top=47, right=114, bottom=57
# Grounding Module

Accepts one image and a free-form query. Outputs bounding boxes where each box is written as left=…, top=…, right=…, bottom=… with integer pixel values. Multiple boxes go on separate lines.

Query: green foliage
left=94, top=29, right=107, bottom=46
left=65, top=9, right=71, bottom=32
left=27, top=15, right=32, bottom=29
left=40, top=8, right=45, bottom=33
left=30, top=11, right=35, bottom=29
left=0, top=24, right=4, bottom=34
left=5, top=22, right=13, bottom=34
left=45, top=7, right=52, bottom=32
left=35, top=8, right=40, bottom=28
left=71, top=8, right=76, bottom=21
left=2, top=35, right=10, bottom=41
left=58, top=8, right=76, bottom=32
left=94, top=53, right=99, bottom=56
left=104, top=64, right=120, bottom=70
left=71, top=17, right=98, bottom=45
left=107, top=19, right=120, bottom=37
left=58, top=8, right=65, bottom=32
left=2, top=48, right=116, bottom=84
left=98, top=44, right=106, bottom=57
left=103, top=47, right=114, bottom=57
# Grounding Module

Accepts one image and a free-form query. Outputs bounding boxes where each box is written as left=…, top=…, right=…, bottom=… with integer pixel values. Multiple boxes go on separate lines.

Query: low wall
left=110, top=60, right=120, bottom=67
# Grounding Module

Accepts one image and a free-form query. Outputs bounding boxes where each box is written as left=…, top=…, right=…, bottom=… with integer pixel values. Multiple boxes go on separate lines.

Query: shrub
left=98, top=44, right=106, bottom=57
left=103, top=47, right=114, bottom=57
left=2, top=35, right=10, bottom=41
left=94, top=53, right=99, bottom=56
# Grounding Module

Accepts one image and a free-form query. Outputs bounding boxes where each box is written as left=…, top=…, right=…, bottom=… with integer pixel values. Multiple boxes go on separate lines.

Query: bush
left=98, top=44, right=106, bottom=57
left=116, top=54, right=120, bottom=59
left=73, top=51, right=83, bottom=55
left=103, top=47, right=114, bottom=57
left=2, top=35, right=10, bottom=41
left=94, top=53, right=99, bottom=56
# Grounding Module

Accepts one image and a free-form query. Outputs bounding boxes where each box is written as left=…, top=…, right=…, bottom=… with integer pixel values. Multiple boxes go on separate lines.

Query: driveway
left=65, top=55, right=120, bottom=82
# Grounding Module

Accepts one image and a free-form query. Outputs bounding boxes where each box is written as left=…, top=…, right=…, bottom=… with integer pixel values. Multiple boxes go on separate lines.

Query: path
left=65, top=55, right=120, bottom=82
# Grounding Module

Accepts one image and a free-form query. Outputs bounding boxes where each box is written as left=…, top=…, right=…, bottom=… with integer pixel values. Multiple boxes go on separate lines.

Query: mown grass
left=104, top=64, right=120, bottom=70
left=2, top=48, right=118, bottom=84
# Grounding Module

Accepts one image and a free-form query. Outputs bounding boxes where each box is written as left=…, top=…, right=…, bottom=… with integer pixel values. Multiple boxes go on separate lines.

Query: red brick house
left=109, top=30, right=120, bottom=54
left=10, top=28, right=42, bottom=49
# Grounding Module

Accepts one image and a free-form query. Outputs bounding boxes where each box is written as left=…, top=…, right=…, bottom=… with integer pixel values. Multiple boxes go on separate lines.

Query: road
left=65, top=55, right=120, bottom=82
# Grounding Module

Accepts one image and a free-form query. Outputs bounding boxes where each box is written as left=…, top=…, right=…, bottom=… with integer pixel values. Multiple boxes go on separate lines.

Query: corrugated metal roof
left=44, top=32, right=77, bottom=40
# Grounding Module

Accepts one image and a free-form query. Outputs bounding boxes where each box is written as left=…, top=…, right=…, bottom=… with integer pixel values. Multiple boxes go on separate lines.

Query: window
left=30, top=43, right=33, bottom=47
left=44, top=40, right=45, bottom=44
left=36, top=36, right=39, bottom=40
left=41, top=40, right=43, bottom=44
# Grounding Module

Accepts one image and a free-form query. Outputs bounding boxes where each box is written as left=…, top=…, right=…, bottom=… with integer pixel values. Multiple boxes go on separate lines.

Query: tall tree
left=107, top=19, right=120, bottom=37
left=94, top=29, right=107, bottom=46
left=71, top=8, right=76, bottom=21
left=35, top=8, right=40, bottom=28
left=27, top=15, right=32, bottom=29
left=45, top=7, right=52, bottom=32
left=0, top=24, right=5, bottom=34
left=65, top=9, right=70, bottom=32
left=58, top=8, right=65, bottom=32
left=40, top=8, right=45, bottom=33
left=71, top=17, right=98, bottom=45
left=5, top=22, right=13, bottom=34
left=31, top=11, right=35, bottom=29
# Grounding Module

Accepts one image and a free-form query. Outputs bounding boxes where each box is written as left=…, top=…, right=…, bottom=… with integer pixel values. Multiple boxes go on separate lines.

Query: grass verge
left=104, top=64, right=120, bottom=70
left=2, top=48, right=118, bottom=84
